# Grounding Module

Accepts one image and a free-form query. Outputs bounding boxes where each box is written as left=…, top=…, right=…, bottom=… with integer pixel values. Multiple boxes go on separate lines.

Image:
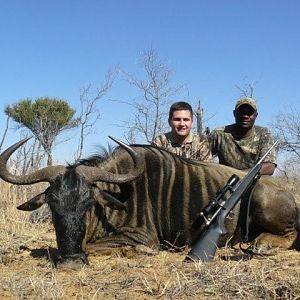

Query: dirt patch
left=1, top=223, right=299, bottom=299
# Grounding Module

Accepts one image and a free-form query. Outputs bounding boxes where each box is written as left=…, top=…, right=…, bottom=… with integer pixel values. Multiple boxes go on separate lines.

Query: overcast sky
left=1, top=1, right=299, bottom=162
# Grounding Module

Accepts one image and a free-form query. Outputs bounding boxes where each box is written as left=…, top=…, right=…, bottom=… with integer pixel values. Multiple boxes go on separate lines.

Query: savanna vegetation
left=0, top=178, right=299, bottom=299
left=0, top=48, right=300, bottom=299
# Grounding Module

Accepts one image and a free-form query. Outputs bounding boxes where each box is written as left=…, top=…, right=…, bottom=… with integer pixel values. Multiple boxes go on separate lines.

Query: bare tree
left=2, top=128, right=46, bottom=177
left=235, top=78, right=260, bottom=99
left=0, top=115, right=10, bottom=152
left=236, top=83, right=255, bottom=98
left=119, top=47, right=186, bottom=143
left=75, top=68, right=116, bottom=160
left=1, top=117, right=52, bottom=175
left=13, top=135, right=46, bottom=175
left=271, top=106, right=300, bottom=161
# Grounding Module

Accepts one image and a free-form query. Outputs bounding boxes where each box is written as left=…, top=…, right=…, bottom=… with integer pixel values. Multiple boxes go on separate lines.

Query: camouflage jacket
left=152, top=132, right=212, bottom=161
left=209, top=125, right=277, bottom=170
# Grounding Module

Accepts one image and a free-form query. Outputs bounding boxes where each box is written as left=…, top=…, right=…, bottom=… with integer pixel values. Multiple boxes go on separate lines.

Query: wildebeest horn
left=76, top=136, right=145, bottom=183
left=0, top=137, right=66, bottom=185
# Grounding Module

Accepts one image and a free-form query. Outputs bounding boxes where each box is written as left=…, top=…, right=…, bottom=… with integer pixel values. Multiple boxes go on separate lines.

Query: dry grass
left=0, top=180, right=300, bottom=299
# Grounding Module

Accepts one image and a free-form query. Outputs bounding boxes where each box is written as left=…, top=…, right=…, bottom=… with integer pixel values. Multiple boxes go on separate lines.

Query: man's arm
left=195, top=134, right=213, bottom=161
left=258, top=128, right=277, bottom=175
left=208, top=130, right=218, bottom=157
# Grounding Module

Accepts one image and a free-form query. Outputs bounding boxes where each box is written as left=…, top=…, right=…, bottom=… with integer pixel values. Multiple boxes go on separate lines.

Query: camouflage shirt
left=209, top=125, right=277, bottom=170
left=152, top=132, right=212, bottom=161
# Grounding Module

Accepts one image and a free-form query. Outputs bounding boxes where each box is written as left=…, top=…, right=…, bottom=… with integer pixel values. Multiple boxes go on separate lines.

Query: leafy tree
left=5, top=97, right=78, bottom=166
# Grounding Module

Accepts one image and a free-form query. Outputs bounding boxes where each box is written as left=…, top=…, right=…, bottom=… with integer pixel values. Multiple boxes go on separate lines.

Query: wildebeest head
left=0, top=137, right=144, bottom=267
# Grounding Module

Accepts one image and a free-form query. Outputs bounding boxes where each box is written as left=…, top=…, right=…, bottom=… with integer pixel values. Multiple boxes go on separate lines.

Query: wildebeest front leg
left=88, top=226, right=160, bottom=255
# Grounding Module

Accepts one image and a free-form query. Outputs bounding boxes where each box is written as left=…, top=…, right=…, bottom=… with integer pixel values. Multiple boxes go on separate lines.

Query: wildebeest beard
left=47, top=169, right=95, bottom=265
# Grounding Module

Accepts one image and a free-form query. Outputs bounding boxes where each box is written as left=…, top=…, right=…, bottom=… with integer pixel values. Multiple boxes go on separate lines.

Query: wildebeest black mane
left=73, top=144, right=117, bottom=167
left=130, top=144, right=212, bottom=167
left=72, top=143, right=211, bottom=169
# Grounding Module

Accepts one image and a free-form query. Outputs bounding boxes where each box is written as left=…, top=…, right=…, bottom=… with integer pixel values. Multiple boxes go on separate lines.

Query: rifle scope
left=192, top=174, right=240, bottom=228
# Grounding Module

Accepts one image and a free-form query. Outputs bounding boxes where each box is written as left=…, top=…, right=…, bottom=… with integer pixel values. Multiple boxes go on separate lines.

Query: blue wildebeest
left=0, top=137, right=299, bottom=266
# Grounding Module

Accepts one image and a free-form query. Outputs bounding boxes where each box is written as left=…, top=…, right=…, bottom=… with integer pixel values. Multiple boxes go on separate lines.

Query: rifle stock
left=187, top=215, right=227, bottom=261
left=185, top=140, right=278, bottom=262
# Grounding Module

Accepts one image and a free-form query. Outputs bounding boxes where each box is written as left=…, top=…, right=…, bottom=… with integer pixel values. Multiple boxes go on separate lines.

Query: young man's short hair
left=168, top=101, right=193, bottom=120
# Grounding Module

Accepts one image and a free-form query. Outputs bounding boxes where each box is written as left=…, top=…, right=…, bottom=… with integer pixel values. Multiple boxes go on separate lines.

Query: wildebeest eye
left=78, top=198, right=95, bottom=212
left=50, top=193, right=60, bottom=201
left=44, top=187, right=59, bottom=202
left=81, top=190, right=90, bottom=199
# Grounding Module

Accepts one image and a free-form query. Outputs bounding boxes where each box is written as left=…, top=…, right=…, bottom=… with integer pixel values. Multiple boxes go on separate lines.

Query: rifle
left=185, top=140, right=279, bottom=262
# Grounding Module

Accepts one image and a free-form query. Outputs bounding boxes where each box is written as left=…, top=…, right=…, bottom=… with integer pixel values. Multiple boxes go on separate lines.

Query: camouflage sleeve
left=201, top=143, right=213, bottom=162
left=197, top=134, right=213, bottom=161
left=259, top=129, right=277, bottom=165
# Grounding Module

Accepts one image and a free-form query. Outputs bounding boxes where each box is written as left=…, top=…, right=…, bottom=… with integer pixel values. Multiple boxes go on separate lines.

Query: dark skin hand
left=243, top=163, right=276, bottom=175
left=233, top=104, right=276, bottom=176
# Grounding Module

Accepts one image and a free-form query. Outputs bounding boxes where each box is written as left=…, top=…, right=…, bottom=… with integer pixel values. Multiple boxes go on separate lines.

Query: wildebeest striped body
left=80, top=146, right=299, bottom=253
left=0, top=138, right=299, bottom=266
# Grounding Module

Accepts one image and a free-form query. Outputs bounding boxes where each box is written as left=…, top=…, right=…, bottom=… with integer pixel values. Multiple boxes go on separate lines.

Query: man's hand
left=244, top=162, right=276, bottom=175
left=259, top=162, right=276, bottom=175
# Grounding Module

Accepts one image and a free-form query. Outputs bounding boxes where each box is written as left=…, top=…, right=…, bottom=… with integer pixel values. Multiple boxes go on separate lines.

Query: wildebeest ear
left=94, top=189, right=127, bottom=212
left=17, top=192, right=47, bottom=211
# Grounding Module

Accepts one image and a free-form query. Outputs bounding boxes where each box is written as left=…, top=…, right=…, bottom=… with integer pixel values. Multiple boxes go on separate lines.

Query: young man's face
left=169, top=110, right=193, bottom=140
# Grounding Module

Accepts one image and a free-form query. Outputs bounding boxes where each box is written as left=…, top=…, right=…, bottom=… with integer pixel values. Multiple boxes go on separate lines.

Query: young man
left=152, top=101, right=211, bottom=161
left=209, top=97, right=277, bottom=175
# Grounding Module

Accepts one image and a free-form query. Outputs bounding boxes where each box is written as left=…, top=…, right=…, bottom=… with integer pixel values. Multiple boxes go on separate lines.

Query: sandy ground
left=1, top=222, right=299, bottom=299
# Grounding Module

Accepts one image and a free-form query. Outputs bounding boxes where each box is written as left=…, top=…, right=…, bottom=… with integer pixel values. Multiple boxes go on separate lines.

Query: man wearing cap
left=209, top=97, right=277, bottom=175
left=152, top=101, right=212, bottom=161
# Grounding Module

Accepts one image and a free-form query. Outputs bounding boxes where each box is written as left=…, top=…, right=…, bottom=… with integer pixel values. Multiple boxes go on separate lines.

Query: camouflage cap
left=235, top=97, right=257, bottom=111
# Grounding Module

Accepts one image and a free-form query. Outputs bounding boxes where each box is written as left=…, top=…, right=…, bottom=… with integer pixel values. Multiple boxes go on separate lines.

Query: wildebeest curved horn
left=76, top=136, right=145, bottom=183
left=0, top=137, right=66, bottom=184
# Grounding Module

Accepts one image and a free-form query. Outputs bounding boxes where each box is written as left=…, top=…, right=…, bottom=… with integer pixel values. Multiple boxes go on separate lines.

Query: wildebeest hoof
left=248, top=243, right=279, bottom=257
left=55, top=253, right=89, bottom=269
